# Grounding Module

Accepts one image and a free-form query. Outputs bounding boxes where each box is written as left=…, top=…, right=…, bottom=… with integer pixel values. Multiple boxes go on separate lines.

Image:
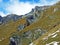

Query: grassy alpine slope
left=0, top=1, right=60, bottom=45
left=33, top=24, right=60, bottom=45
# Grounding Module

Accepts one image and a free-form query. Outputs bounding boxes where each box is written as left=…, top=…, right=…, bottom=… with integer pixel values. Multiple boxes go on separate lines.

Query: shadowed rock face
left=26, top=15, right=35, bottom=25
left=9, top=35, right=20, bottom=45
left=0, top=16, right=3, bottom=24
left=10, top=41, right=16, bottom=45
left=9, top=37, right=16, bottom=45
left=27, top=15, right=34, bottom=19
left=3, top=14, right=22, bottom=24
left=18, top=24, right=25, bottom=31
left=0, top=14, right=23, bottom=25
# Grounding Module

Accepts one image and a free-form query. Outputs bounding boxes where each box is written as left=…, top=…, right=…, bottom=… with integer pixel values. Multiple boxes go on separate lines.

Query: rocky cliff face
left=0, top=16, right=3, bottom=24
left=1, top=14, right=22, bottom=24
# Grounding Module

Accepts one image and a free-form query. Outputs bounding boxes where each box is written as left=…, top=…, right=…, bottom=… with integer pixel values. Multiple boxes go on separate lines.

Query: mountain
left=0, top=16, right=3, bottom=24
left=0, top=1, right=60, bottom=45
left=33, top=24, right=60, bottom=45
left=0, top=14, right=22, bottom=24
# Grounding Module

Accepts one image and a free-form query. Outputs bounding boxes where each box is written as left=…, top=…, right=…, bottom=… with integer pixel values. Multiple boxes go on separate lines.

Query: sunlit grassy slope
left=33, top=24, right=60, bottom=45
left=0, top=18, right=26, bottom=45
left=0, top=1, right=60, bottom=45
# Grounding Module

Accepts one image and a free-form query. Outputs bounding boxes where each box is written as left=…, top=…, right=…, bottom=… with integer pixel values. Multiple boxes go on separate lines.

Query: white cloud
left=0, top=0, right=60, bottom=17
left=6, top=2, right=36, bottom=15
left=0, top=11, right=9, bottom=17
left=0, top=12, right=6, bottom=17
left=5, top=0, right=60, bottom=16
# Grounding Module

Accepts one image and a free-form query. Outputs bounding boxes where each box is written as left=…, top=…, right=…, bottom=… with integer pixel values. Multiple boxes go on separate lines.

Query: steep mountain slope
left=0, top=1, right=60, bottom=45
left=0, top=18, right=26, bottom=45
left=33, top=24, right=60, bottom=45
left=16, top=2, right=60, bottom=45
left=0, top=14, right=22, bottom=24
left=0, top=4, right=46, bottom=45
left=0, top=16, right=3, bottom=24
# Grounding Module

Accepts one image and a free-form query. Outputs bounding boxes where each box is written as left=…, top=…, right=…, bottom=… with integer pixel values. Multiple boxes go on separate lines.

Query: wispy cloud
left=0, top=11, right=8, bottom=17
left=6, top=2, right=36, bottom=15
left=0, top=0, right=60, bottom=17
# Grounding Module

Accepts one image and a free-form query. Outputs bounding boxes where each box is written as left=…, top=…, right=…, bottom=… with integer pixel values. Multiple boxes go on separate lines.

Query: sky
left=0, top=0, right=60, bottom=17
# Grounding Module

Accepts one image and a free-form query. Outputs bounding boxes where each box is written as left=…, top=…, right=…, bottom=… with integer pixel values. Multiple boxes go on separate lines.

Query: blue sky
left=0, top=0, right=60, bottom=17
